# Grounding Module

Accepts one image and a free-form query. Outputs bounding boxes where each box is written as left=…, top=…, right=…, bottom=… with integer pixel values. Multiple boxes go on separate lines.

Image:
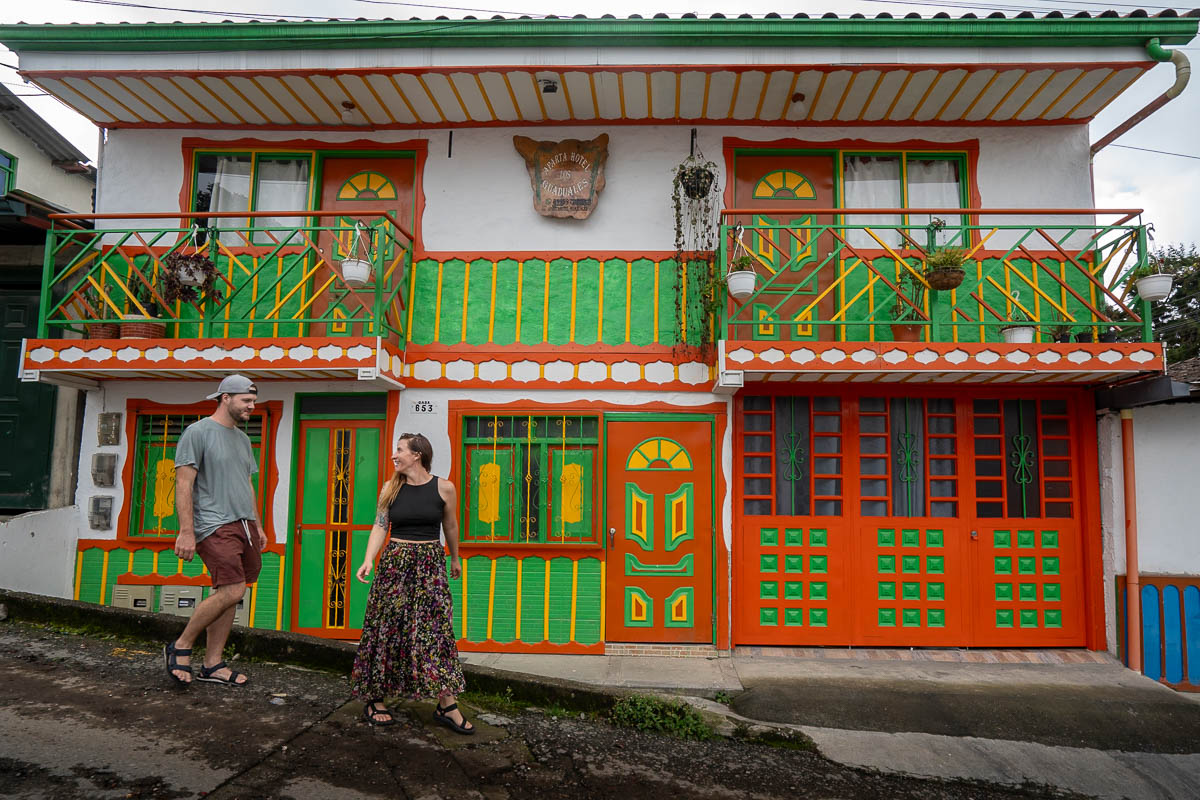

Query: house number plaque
left=513, top=134, right=609, bottom=219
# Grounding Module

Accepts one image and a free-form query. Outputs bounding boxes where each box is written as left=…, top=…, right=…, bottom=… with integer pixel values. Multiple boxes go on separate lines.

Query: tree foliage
left=1149, top=244, right=1200, bottom=364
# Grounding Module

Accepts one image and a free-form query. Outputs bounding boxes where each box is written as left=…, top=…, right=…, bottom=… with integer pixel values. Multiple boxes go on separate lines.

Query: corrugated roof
left=1167, top=357, right=1200, bottom=386
left=0, top=83, right=93, bottom=172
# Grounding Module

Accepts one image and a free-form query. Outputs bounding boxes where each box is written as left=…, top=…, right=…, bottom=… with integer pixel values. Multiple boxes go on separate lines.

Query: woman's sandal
left=363, top=701, right=396, bottom=727
left=433, top=702, right=475, bottom=735
left=195, top=661, right=249, bottom=687
left=163, top=641, right=192, bottom=686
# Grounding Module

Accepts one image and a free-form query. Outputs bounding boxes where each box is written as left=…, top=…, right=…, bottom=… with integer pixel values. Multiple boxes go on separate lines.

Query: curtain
left=206, top=156, right=252, bottom=246
left=252, top=159, right=310, bottom=246
left=843, top=156, right=902, bottom=249
left=907, top=159, right=964, bottom=248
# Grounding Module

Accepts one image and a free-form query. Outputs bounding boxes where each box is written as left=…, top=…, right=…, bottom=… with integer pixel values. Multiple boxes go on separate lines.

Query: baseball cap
left=206, top=374, right=258, bottom=400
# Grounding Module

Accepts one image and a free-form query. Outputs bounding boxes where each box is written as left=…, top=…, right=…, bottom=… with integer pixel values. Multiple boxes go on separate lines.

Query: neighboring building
left=0, top=82, right=94, bottom=516
left=1, top=13, right=1196, bottom=657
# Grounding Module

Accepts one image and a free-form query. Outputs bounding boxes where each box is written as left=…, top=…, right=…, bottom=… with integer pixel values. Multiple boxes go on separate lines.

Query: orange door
left=605, top=416, right=714, bottom=643
left=312, top=156, right=415, bottom=336
left=731, top=153, right=837, bottom=342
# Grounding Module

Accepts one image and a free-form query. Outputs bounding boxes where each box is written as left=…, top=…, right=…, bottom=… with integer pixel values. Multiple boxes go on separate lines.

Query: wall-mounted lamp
left=790, top=92, right=807, bottom=113
left=539, top=79, right=559, bottom=95
left=340, top=100, right=357, bottom=123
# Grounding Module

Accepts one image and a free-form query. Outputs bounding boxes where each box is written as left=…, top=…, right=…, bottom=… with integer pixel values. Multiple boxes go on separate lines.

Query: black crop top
left=387, top=478, right=444, bottom=542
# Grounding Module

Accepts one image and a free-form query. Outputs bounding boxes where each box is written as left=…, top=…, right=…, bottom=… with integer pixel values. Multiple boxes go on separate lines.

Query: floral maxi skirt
left=350, top=541, right=465, bottom=701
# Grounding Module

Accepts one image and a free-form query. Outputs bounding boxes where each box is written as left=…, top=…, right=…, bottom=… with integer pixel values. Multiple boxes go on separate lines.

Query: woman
left=351, top=432, right=474, bottom=734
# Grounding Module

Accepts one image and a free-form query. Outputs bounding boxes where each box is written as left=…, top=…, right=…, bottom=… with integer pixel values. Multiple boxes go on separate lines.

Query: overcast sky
left=2, top=0, right=1197, bottom=245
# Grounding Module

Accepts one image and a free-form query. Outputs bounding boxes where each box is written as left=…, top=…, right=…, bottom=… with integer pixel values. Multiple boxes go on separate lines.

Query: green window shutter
left=550, top=448, right=592, bottom=542
left=469, top=448, right=513, bottom=542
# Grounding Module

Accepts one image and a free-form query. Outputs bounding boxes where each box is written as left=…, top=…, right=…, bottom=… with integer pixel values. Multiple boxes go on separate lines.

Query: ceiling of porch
left=22, top=61, right=1149, bottom=130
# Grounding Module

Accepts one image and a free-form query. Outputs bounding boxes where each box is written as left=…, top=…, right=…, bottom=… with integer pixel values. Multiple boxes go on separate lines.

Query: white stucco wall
left=0, top=116, right=94, bottom=213
left=1129, top=404, right=1200, bottom=574
left=94, top=123, right=1093, bottom=252
left=0, top=506, right=80, bottom=598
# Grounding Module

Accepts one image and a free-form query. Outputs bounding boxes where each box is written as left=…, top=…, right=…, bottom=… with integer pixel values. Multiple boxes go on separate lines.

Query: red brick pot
left=120, top=316, right=167, bottom=339
left=86, top=323, right=120, bottom=339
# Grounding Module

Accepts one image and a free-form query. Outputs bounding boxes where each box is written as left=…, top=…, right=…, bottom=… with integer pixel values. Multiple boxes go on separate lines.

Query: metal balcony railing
left=38, top=209, right=413, bottom=344
left=718, top=208, right=1156, bottom=344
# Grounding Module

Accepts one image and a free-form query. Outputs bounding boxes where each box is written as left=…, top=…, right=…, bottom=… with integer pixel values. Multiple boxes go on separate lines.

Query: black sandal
left=433, top=702, right=475, bottom=735
left=363, top=701, right=395, bottom=726
left=195, top=661, right=248, bottom=687
left=163, top=641, right=192, bottom=686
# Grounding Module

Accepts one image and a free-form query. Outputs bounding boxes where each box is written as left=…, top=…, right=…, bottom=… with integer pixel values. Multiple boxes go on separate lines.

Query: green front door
left=291, top=418, right=385, bottom=639
left=0, top=288, right=55, bottom=510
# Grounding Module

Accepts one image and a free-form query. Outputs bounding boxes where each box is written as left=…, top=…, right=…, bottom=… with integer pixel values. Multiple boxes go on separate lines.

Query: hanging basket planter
left=925, top=266, right=966, bottom=291
left=1135, top=273, right=1174, bottom=302
left=1001, top=325, right=1035, bottom=344
left=726, top=270, right=758, bottom=301
left=679, top=166, right=715, bottom=200
left=339, top=258, right=373, bottom=288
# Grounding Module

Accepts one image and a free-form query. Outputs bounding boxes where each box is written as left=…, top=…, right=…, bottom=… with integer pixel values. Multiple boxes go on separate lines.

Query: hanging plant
left=161, top=226, right=221, bottom=306
left=671, top=150, right=722, bottom=359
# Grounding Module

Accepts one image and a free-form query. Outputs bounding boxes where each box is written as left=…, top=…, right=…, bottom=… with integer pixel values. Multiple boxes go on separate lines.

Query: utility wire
left=1108, top=144, right=1200, bottom=162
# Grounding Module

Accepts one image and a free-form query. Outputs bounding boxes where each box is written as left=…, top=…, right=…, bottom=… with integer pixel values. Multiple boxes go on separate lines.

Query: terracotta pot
left=890, top=323, right=923, bottom=342
left=121, top=316, right=167, bottom=339
left=925, top=266, right=965, bottom=291
left=87, top=323, right=120, bottom=340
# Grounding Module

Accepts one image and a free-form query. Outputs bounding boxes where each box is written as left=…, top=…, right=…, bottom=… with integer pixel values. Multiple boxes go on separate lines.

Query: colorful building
left=2, top=13, right=1196, bottom=659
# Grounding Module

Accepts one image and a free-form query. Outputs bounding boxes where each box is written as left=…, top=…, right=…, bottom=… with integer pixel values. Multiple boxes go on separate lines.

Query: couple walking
left=162, top=374, right=473, bottom=735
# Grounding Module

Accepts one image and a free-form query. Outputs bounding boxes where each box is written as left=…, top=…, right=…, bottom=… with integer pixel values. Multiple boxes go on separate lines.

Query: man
left=163, top=374, right=267, bottom=687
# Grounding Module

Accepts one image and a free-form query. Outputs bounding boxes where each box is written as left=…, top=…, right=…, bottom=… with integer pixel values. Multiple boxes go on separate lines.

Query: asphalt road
left=0, top=619, right=1084, bottom=800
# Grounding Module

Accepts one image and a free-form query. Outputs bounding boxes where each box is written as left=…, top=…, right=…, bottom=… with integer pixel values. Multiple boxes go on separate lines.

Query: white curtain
left=907, top=159, right=964, bottom=248
left=843, top=156, right=902, bottom=249
left=252, top=159, right=309, bottom=246
left=207, top=156, right=252, bottom=246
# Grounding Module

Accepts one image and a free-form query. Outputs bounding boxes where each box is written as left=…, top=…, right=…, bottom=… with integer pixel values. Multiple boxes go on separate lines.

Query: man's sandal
left=433, top=702, right=475, bottom=735
left=163, top=641, right=192, bottom=686
left=196, top=661, right=249, bottom=687
left=363, top=701, right=396, bottom=726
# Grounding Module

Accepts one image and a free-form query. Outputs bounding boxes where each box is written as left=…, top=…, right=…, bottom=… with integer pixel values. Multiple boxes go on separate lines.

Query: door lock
left=608, top=527, right=616, bottom=547
left=970, top=529, right=979, bottom=540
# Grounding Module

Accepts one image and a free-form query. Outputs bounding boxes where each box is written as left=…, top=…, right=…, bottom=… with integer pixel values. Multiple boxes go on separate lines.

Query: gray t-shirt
left=174, top=417, right=260, bottom=542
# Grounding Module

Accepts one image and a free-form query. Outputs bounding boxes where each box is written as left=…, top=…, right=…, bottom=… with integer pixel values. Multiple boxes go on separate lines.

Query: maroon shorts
left=196, top=521, right=262, bottom=587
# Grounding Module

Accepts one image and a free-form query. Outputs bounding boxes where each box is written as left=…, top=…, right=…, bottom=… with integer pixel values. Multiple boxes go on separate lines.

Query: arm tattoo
left=375, top=509, right=388, bottom=527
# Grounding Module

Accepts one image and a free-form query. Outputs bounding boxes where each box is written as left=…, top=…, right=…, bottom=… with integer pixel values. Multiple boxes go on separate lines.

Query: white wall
left=95, top=124, right=1094, bottom=252
left=1130, top=403, right=1200, bottom=574
left=0, top=116, right=93, bottom=213
left=0, top=506, right=80, bottom=598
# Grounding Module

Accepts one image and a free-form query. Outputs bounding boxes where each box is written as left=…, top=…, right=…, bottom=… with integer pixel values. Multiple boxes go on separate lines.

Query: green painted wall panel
left=572, top=258, right=600, bottom=347
left=547, top=556, right=574, bottom=645
left=657, top=259, right=680, bottom=346
left=130, top=548, right=155, bottom=576
left=448, top=556, right=462, bottom=638
left=157, top=551, right=180, bottom=577
left=348, top=529, right=372, bottom=628
left=253, top=552, right=281, bottom=629
left=602, top=258, right=629, bottom=345
left=464, top=258, right=495, bottom=345
left=574, top=558, right=603, bottom=645
left=409, top=259, right=438, bottom=345
left=77, top=548, right=104, bottom=604
left=297, top=530, right=326, bottom=628
left=519, top=260, right=547, bottom=345
left=629, top=258, right=657, bottom=346
left=302, top=427, right=330, bottom=525
left=352, top=427, right=381, bottom=526
left=545, top=258, right=575, bottom=346
left=491, top=258, right=519, bottom=346
left=464, top=555, right=492, bottom=642
left=519, top=556, right=546, bottom=644
left=490, top=556, right=519, bottom=644
left=437, top=259, right=467, bottom=344
left=181, top=554, right=206, bottom=578
left=104, top=549, right=129, bottom=605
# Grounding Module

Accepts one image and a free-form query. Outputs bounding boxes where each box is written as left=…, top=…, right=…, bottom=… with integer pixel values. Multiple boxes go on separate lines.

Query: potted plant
left=726, top=254, right=758, bottom=301
left=670, top=150, right=721, bottom=357
left=924, top=247, right=968, bottom=291
left=889, top=272, right=926, bottom=342
left=161, top=249, right=220, bottom=306
left=1000, top=303, right=1035, bottom=344
left=338, top=222, right=374, bottom=288
left=1047, top=311, right=1072, bottom=343
left=120, top=279, right=166, bottom=339
left=1130, top=261, right=1174, bottom=303
left=80, top=284, right=119, bottom=339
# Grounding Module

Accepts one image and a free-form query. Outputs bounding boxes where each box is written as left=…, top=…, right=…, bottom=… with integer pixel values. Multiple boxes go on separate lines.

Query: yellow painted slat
left=486, top=558, right=497, bottom=641
left=569, top=559, right=579, bottom=642
left=515, top=559, right=523, bottom=640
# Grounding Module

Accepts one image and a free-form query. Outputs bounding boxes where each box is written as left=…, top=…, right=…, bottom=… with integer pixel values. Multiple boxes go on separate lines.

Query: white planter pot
left=1135, top=273, right=1173, bottom=302
left=178, top=264, right=205, bottom=287
left=339, top=258, right=372, bottom=287
left=726, top=270, right=758, bottom=301
left=1001, top=325, right=1035, bottom=344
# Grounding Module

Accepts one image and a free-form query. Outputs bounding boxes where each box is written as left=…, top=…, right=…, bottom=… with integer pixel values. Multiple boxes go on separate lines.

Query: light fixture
left=539, top=79, right=559, bottom=94
left=790, top=91, right=807, bottom=113
left=340, top=100, right=357, bottom=123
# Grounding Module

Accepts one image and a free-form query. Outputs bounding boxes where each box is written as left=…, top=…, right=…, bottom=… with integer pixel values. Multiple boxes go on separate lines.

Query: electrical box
left=91, top=453, right=118, bottom=487
left=110, top=585, right=155, bottom=611
left=159, top=585, right=203, bottom=617
left=233, top=588, right=251, bottom=628
left=97, top=412, right=122, bottom=446
left=87, top=496, right=113, bottom=530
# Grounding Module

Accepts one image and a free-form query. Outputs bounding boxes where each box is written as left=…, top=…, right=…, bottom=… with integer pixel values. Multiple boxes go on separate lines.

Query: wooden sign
left=513, top=134, right=609, bottom=219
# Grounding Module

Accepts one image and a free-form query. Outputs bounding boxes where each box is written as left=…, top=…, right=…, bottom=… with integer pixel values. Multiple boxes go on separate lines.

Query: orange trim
left=1120, top=409, right=1141, bottom=669
left=1078, top=393, right=1106, bottom=651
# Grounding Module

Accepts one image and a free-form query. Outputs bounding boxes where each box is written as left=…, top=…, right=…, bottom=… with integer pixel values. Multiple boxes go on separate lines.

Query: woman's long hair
left=377, top=432, right=434, bottom=513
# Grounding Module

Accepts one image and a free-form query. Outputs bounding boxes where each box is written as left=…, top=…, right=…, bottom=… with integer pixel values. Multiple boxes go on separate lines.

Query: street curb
left=0, top=588, right=620, bottom=712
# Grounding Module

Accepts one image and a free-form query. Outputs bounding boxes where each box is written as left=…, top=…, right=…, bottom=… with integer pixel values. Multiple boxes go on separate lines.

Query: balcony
left=715, top=208, right=1167, bottom=386
left=21, top=210, right=413, bottom=388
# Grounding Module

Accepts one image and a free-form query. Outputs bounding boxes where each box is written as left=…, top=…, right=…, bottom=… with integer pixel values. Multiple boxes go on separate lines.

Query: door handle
left=608, top=527, right=616, bottom=547
left=970, top=529, right=978, bottom=540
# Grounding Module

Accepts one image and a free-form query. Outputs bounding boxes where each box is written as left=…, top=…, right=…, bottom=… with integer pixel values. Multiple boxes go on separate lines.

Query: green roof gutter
left=0, top=16, right=1196, bottom=53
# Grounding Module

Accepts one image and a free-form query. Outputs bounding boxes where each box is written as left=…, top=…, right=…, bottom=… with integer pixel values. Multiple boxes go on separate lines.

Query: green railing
left=39, top=209, right=413, bottom=344
left=718, top=208, right=1155, bottom=344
